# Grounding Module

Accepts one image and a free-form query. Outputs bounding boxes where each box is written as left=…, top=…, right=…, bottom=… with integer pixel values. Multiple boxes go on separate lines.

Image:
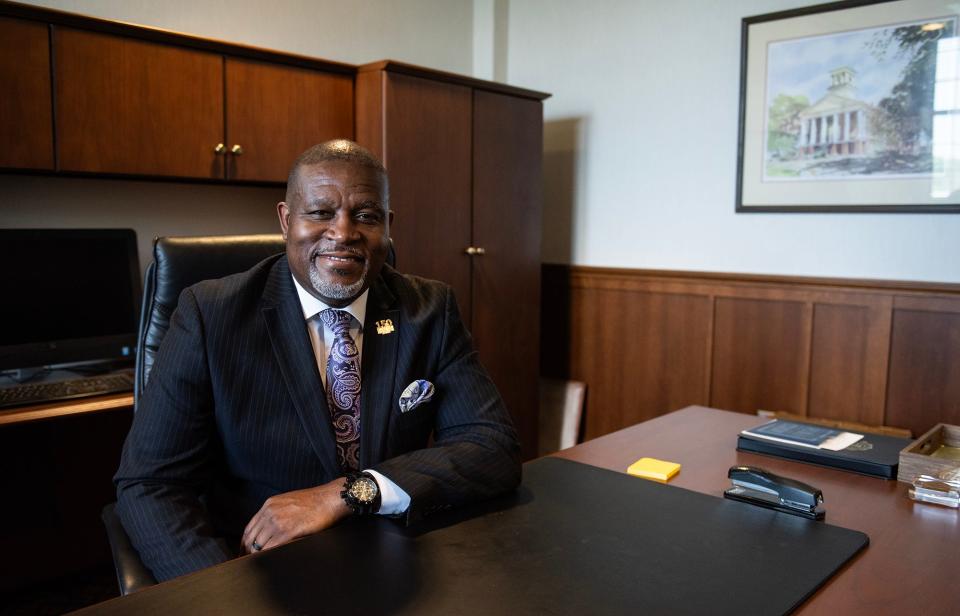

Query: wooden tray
left=898, top=423, right=960, bottom=483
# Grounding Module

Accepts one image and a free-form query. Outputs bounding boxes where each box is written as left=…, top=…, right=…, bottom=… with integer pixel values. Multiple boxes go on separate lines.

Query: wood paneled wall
left=542, top=265, right=960, bottom=440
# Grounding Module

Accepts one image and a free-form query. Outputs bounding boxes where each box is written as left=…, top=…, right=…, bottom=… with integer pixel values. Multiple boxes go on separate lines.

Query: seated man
left=115, top=140, right=521, bottom=582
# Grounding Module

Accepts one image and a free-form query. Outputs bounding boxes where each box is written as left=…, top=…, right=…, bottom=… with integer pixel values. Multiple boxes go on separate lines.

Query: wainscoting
left=541, top=265, right=960, bottom=441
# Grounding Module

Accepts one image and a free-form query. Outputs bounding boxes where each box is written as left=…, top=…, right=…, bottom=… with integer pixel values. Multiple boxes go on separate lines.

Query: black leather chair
left=102, top=234, right=285, bottom=594
left=101, top=233, right=395, bottom=594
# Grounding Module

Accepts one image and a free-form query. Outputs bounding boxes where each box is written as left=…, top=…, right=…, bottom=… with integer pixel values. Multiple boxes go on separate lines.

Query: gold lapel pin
left=376, top=319, right=395, bottom=335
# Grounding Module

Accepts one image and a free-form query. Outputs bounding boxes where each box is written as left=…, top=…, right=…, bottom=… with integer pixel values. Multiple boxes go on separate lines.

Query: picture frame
left=736, top=0, right=960, bottom=212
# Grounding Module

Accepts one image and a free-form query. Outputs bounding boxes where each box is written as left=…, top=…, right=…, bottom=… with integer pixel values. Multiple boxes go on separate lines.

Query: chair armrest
left=100, top=502, right=157, bottom=595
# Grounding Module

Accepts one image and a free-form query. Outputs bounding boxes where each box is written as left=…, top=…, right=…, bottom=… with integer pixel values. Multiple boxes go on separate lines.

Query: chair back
left=134, top=234, right=396, bottom=405
left=538, top=378, right=586, bottom=456
left=110, top=234, right=284, bottom=595
left=134, top=234, right=285, bottom=404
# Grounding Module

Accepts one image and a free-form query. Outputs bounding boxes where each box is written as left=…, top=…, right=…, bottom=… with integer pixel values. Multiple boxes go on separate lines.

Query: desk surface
left=76, top=406, right=958, bottom=615
left=553, top=406, right=959, bottom=615
left=0, top=392, right=133, bottom=426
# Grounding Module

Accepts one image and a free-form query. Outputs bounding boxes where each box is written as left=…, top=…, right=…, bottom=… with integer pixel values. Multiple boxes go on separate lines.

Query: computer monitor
left=0, top=229, right=141, bottom=372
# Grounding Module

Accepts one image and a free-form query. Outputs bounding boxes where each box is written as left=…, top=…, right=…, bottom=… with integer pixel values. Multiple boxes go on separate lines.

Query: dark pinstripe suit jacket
left=115, top=255, right=521, bottom=582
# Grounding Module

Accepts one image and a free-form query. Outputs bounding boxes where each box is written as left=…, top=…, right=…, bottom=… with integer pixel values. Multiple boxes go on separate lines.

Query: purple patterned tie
left=319, top=309, right=361, bottom=472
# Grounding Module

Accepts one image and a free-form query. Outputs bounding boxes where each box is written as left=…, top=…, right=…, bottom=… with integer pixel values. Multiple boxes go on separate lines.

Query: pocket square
left=399, top=379, right=435, bottom=413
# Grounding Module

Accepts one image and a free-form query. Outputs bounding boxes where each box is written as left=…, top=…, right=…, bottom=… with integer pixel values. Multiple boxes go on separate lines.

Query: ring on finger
left=252, top=541, right=263, bottom=552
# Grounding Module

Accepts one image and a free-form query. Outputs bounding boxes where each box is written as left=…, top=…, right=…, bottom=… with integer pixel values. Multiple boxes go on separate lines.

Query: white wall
left=19, top=0, right=473, bottom=72
left=3, top=0, right=474, bottom=272
left=507, top=0, right=960, bottom=283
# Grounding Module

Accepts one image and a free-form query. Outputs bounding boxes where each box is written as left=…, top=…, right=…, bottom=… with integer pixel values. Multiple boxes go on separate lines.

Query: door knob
left=214, top=143, right=226, bottom=154
left=465, top=247, right=486, bottom=255
left=231, top=144, right=244, bottom=155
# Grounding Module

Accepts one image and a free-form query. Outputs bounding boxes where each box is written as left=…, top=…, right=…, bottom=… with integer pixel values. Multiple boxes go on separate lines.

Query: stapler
left=724, top=465, right=825, bottom=520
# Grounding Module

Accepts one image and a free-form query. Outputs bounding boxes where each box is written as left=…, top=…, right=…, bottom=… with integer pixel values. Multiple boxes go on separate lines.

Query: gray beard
left=308, top=259, right=369, bottom=301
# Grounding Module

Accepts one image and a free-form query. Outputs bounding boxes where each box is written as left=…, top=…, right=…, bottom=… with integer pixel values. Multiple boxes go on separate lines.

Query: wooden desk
left=0, top=395, right=133, bottom=592
left=553, top=406, right=959, bottom=615
left=75, top=406, right=956, bottom=614
left=0, top=392, right=134, bottom=426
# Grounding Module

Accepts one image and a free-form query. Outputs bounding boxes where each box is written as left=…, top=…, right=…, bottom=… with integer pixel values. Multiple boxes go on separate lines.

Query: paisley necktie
left=319, top=309, right=361, bottom=471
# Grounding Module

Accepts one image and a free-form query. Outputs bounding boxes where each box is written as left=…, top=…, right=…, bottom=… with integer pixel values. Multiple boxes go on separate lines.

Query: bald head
left=285, top=139, right=388, bottom=205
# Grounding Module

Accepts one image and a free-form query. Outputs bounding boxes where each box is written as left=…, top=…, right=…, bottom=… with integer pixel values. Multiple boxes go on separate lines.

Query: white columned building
left=795, top=67, right=872, bottom=157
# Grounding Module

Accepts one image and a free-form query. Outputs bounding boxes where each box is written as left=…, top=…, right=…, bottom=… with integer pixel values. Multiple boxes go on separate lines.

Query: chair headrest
left=151, top=234, right=286, bottom=310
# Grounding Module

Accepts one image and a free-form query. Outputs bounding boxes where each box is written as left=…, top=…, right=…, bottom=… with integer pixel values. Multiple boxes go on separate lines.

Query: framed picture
left=737, top=0, right=960, bottom=212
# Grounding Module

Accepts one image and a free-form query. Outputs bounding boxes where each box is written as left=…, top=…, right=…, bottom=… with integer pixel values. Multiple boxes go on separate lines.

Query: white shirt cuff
left=365, top=469, right=411, bottom=516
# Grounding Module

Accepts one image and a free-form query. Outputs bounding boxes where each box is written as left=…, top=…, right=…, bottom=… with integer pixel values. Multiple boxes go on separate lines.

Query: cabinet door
left=472, top=90, right=543, bottom=460
left=375, top=73, right=473, bottom=320
left=225, top=59, right=353, bottom=182
left=0, top=17, right=53, bottom=170
left=54, top=28, right=223, bottom=178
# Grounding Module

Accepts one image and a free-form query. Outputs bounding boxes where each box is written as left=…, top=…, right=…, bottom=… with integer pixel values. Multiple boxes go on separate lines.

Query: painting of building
left=796, top=67, right=872, bottom=157
left=762, top=16, right=955, bottom=181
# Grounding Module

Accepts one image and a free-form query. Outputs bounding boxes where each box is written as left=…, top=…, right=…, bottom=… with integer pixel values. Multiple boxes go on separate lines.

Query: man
left=115, top=140, right=521, bottom=582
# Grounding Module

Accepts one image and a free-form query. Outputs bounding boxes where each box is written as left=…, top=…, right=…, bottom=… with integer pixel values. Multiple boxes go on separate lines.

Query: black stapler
left=724, top=466, right=825, bottom=520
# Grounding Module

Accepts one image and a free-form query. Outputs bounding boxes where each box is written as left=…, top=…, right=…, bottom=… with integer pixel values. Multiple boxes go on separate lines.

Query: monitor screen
left=0, top=229, right=141, bottom=371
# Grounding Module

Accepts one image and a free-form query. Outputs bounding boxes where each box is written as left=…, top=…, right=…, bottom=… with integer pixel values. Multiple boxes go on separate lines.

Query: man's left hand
left=241, top=477, right=352, bottom=553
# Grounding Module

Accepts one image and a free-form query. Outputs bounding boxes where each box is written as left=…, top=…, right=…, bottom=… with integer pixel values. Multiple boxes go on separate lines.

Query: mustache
left=312, top=244, right=365, bottom=259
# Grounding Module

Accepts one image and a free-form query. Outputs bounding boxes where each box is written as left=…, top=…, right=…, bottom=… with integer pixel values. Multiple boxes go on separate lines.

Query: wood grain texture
left=471, top=90, right=543, bottom=459
left=0, top=393, right=133, bottom=426
left=356, top=70, right=546, bottom=459
left=0, top=0, right=355, bottom=76
left=354, top=70, right=384, bottom=161
left=357, top=60, right=550, bottom=102
left=711, top=297, right=811, bottom=416
left=370, top=71, right=473, bottom=322
left=808, top=302, right=890, bottom=426
left=898, top=423, right=960, bottom=483
left=54, top=27, right=223, bottom=178
left=225, top=58, right=353, bottom=182
left=567, top=287, right=712, bottom=440
left=886, top=306, right=960, bottom=436
left=0, top=17, right=53, bottom=170
left=543, top=265, right=960, bottom=439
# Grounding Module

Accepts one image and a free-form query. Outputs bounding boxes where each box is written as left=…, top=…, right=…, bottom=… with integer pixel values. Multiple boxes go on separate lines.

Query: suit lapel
left=360, top=274, right=399, bottom=469
left=260, top=258, right=340, bottom=479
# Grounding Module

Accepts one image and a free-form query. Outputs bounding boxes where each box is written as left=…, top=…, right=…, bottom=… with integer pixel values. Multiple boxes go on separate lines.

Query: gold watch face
left=350, top=477, right=378, bottom=504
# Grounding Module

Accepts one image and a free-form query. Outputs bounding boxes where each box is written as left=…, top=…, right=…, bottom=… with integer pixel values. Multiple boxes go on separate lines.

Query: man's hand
left=241, top=477, right=352, bottom=554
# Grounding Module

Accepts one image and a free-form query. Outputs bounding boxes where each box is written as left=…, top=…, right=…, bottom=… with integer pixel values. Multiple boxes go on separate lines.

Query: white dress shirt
left=291, top=276, right=411, bottom=515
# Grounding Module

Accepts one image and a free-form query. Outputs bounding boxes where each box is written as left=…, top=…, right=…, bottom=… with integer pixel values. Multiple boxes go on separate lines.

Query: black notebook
left=738, top=419, right=910, bottom=479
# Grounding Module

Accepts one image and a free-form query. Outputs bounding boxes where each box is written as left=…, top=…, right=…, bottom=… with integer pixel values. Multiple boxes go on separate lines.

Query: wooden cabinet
left=53, top=28, right=353, bottom=182
left=55, top=27, right=224, bottom=178
left=471, top=90, right=543, bottom=461
left=225, top=58, right=352, bottom=182
left=356, top=63, right=548, bottom=459
left=0, top=17, right=53, bottom=170
left=357, top=71, right=474, bottom=320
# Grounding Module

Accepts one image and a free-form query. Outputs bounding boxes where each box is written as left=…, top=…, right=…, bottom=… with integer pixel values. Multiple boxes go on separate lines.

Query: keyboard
left=0, top=372, right=135, bottom=409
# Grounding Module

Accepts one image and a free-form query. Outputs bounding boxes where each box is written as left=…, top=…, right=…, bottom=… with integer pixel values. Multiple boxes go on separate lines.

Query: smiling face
left=278, top=160, right=391, bottom=307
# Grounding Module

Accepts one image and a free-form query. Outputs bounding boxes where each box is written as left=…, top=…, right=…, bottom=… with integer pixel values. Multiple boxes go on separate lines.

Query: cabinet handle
left=214, top=143, right=226, bottom=154
left=465, top=247, right=486, bottom=255
left=231, top=144, right=244, bottom=155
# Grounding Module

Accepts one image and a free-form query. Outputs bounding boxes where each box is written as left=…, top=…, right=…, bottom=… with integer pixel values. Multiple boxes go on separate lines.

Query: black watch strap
left=341, top=471, right=381, bottom=515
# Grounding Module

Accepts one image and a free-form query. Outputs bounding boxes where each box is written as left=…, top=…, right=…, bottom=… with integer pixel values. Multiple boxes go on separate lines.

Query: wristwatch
left=341, top=472, right=381, bottom=515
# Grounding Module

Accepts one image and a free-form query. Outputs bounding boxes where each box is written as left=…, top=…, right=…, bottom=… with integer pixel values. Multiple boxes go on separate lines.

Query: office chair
left=538, top=378, right=586, bottom=456
left=101, top=234, right=396, bottom=594
left=102, top=234, right=285, bottom=594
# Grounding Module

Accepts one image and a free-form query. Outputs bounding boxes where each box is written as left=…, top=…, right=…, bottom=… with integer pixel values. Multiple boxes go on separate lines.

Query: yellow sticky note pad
left=627, top=457, right=681, bottom=482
